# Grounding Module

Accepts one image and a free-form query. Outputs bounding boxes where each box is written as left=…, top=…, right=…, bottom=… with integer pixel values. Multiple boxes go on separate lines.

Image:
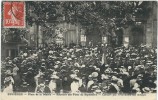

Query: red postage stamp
left=3, top=2, right=25, bottom=28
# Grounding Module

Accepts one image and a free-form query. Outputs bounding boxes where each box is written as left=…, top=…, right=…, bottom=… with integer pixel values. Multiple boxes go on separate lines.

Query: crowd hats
left=53, top=71, right=57, bottom=75
left=8, top=60, right=13, bottom=64
left=121, top=71, right=129, bottom=76
left=104, top=69, right=111, bottom=74
left=142, top=87, right=150, bottom=93
left=23, top=53, right=28, bottom=57
left=88, top=75, right=92, bottom=78
left=5, top=70, right=12, bottom=75
left=68, top=58, right=72, bottom=61
left=128, top=66, right=132, bottom=70
left=63, top=57, right=67, bottom=60
left=4, top=77, right=12, bottom=83
left=91, top=72, right=99, bottom=78
left=105, top=64, right=109, bottom=68
left=91, top=85, right=99, bottom=90
left=74, top=63, right=80, bottom=67
left=70, top=74, right=77, bottom=79
left=95, top=68, right=100, bottom=72
left=39, top=83, right=45, bottom=87
left=21, top=82, right=29, bottom=87
left=49, top=50, right=54, bottom=54
left=5, top=57, right=10, bottom=62
left=41, top=59, right=45, bottom=62
left=54, top=65, right=59, bottom=69
left=137, top=74, right=143, bottom=78
left=95, top=89, right=102, bottom=94
left=74, top=70, right=79, bottom=73
left=101, top=74, right=109, bottom=80
left=56, top=61, right=61, bottom=64
left=28, top=67, right=33, bottom=71
left=111, top=76, right=118, bottom=82
left=50, top=75, right=59, bottom=79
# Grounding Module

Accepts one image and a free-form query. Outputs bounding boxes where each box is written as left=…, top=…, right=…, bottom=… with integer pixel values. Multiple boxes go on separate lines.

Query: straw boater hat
left=105, top=64, right=109, bottom=67
left=4, top=77, right=12, bottom=83
left=63, top=57, right=67, bottom=60
left=54, top=65, right=59, bottom=69
left=74, top=70, right=79, bottom=73
left=51, top=75, right=59, bottom=79
left=142, top=87, right=150, bottom=93
left=59, top=54, right=63, bottom=57
left=70, top=74, right=77, bottom=79
left=23, top=53, right=28, bottom=57
left=93, top=66, right=97, bottom=69
left=101, top=74, right=109, bottom=80
left=81, top=64, right=86, bottom=68
left=122, top=71, right=129, bottom=76
left=91, top=72, right=99, bottom=78
left=85, top=54, right=89, bottom=57
left=74, top=63, right=80, bottom=67
left=49, top=50, right=53, bottom=54
left=128, top=66, right=132, bottom=70
left=95, top=89, right=102, bottom=93
left=88, top=75, right=92, bottom=78
left=95, top=68, right=100, bottom=72
left=22, top=72, right=27, bottom=76
left=21, top=82, right=29, bottom=87
left=28, top=67, right=33, bottom=71
left=39, top=83, right=45, bottom=87
left=71, top=55, right=75, bottom=58
left=8, top=60, right=12, bottom=64
left=53, top=71, right=57, bottom=75
left=91, top=85, right=99, bottom=90
left=111, top=76, right=118, bottom=81
left=56, top=61, right=61, bottom=64
left=104, top=69, right=111, bottom=74
left=41, top=59, right=45, bottom=62
left=137, top=74, right=143, bottom=78
left=68, top=58, right=72, bottom=61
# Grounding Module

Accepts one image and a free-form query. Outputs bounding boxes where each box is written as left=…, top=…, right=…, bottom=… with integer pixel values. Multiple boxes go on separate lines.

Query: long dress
left=3, top=83, right=13, bottom=93
left=70, top=81, right=80, bottom=93
left=49, top=80, right=57, bottom=93
left=12, top=66, right=20, bottom=91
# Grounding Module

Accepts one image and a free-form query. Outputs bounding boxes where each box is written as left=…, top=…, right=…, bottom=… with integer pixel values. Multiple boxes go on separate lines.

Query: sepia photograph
left=1, top=1, right=157, bottom=98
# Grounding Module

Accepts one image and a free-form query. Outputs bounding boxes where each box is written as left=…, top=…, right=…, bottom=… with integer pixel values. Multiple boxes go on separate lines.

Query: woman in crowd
left=1, top=43, right=157, bottom=94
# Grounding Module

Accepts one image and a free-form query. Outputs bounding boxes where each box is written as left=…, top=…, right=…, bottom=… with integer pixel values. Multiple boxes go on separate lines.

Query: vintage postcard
left=1, top=1, right=157, bottom=100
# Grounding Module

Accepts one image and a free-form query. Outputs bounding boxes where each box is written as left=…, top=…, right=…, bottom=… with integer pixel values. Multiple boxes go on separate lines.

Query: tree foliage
left=26, top=1, right=151, bottom=33
left=2, top=1, right=152, bottom=43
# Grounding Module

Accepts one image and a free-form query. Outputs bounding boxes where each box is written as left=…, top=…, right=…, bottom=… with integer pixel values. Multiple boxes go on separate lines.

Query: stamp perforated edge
left=3, top=1, right=26, bottom=28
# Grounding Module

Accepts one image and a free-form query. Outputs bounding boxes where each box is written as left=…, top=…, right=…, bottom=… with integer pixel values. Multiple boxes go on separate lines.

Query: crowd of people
left=1, top=43, right=157, bottom=94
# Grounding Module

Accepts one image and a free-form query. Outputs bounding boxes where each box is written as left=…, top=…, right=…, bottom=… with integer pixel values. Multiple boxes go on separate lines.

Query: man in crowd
left=1, top=43, right=157, bottom=94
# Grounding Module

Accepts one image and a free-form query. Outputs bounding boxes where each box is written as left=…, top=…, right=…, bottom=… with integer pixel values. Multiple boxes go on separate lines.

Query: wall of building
left=145, top=2, right=157, bottom=47
left=39, top=22, right=85, bottom=46
left=123, top=2, right=157, bottom=47
left=86, top=28, right=102, bottom=46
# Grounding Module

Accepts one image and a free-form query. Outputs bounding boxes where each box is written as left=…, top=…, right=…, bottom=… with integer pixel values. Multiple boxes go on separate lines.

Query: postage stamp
left=3, top=2, right=25, bottom=28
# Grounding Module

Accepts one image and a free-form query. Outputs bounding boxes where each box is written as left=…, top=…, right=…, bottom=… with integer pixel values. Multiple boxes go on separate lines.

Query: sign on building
left=81, top=35, right=86, bottom=42
left=102, top=36, right=107, bottom=44
left=124, top=37, right=129, bottom=48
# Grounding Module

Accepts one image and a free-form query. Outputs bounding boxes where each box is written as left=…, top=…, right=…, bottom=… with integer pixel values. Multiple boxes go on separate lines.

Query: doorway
left=130, top=27, right=144, bottom=46
left=115, top=29, right=123, bottom=47
left=64, top=30, right=77, bottom=46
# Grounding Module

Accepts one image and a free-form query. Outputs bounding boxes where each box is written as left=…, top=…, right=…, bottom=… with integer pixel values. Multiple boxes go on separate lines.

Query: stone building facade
left=1, top=1, right=157, bottom=60
left=123, top=1, right=157, bottom=47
